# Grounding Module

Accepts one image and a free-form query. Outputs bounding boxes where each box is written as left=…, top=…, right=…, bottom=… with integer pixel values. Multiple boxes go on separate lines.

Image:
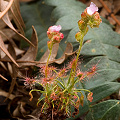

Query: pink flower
left=48, top=25, right=62, bottom=32
left=87, top=2, right=98, bottom=15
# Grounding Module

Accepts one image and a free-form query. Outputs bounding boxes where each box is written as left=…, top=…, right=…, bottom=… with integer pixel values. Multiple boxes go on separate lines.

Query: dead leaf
left=14, top=47, right=25, bottom=56
left=18, top=26, right=38, bottom=67
left=8, top=42, right=16, bottom=60
left=113, top=0, right=120, bottom=14
left=115, top=16, right=120, bottom=34
left=107, top=16, right=116, bottom=25
left=54, top=43, right=74, bottom=64
left=0, top=0, right=14, bottom=19
left=0, top=0, right=34, bottom=47
left=100, top=1, right=112, bottom=18
left=0, top=89, right=15, bottom=99
left=7, top=38, right=25, bottom=56
left=87, top=0, right=102, bottom=8
left=12, top=102, right=27, bottom=117
left=0, top=29, right=16, bottom=42
left=0, top=61, right=7, bottom=70
left=8, top=91, right=40, bottom=119
left=10, top=0, right=25, bottom=35
left=1, top=41, right=17, bottom=70
left=0, top=19, right=7, bottom=29
left=7, top=62, right=13, bottom=75
left=0, top=35, right=19, bottom=67
left=39, top=43, right=59, bottom=63
left=116, top=25, right=120, bottom=34
left=0, top=44, right=8, bottom=58
left=4, top=63, right=18, bottom=101
left=39, top=43, right=75, bottom=65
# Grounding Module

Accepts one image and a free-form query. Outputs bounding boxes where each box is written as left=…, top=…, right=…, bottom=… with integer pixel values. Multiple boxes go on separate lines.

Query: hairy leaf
left=90, top=100, right=120, bottom=120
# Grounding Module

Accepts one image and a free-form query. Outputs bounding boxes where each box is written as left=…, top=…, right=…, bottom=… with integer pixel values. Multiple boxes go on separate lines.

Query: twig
left=0, top=0, right=14, bottom=19
left=99, top=0, right=120, bottom=25
left=0, top=74, right=8, bottom=81
left=0, top=59, right=45, bottom=64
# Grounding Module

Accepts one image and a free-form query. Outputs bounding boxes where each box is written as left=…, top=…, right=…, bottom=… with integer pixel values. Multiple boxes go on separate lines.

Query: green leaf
left=90, top=100, right=120, bottom=120
left=90, top=82, right=120, bottom=103
left=44, top=0, right=86, bottom=8
left=56, top=14, right=80, bottom=30
left=51, top=5, right=84, bottom=20
left=81, top=40, right=120, bottom=62
left=82, top=56, right=120, bottom=89
left=67, top=23, right=120, bottom=46
left=83, top=56, right=120, bottom=70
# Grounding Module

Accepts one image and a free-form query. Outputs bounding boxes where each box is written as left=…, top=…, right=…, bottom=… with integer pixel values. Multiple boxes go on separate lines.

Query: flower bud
left=47, top=25, right=64, bottom=45
left=88, top=12, right=102, bottom=28
left=53, top=35, right=60, bottom=42
left=78, top=20, right=84, bottom=26
left=94, top=12, right=102, bottom=26
left=59, top=33, right=64, bottom=40
left=81, top=11, right=86, bottom=19
left=78, top=20, right=86, bottom=30
left=47, top=41, right=53, bottom=50
left=47, top=31, right=53, bottom=39
left=75, top=32, right=82, bottom=42
left=52, top=32, right=64, bottom=44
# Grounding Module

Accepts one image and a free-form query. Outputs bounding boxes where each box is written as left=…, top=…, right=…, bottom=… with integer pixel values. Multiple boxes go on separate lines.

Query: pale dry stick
left=99, top=0, right=120, bottom=25
left=0, top=0, right=14, bottom=19
left=0, top=74, right=8, bottom=81
left=0, top=89, right=15, bottom=99
left=19, top=0, right=34, bottom=2
left=0, top=59, right=45, bottom=64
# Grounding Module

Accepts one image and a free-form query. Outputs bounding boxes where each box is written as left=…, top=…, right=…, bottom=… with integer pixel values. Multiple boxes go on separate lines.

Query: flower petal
left=87, top=2, right=98, bottom=15
left=49, top=25, right=62, bottom=32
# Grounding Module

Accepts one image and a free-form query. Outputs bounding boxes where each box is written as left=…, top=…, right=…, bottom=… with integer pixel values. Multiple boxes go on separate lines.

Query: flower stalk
left=45, top=43, right=53, bottom=78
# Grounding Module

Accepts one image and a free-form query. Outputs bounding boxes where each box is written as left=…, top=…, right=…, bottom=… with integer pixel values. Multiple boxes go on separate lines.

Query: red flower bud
left=47, top=31, right=53, bottom=39
left=81, top=12, right=87, bottom=19
left=59, top=33, right=64, bottom=40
